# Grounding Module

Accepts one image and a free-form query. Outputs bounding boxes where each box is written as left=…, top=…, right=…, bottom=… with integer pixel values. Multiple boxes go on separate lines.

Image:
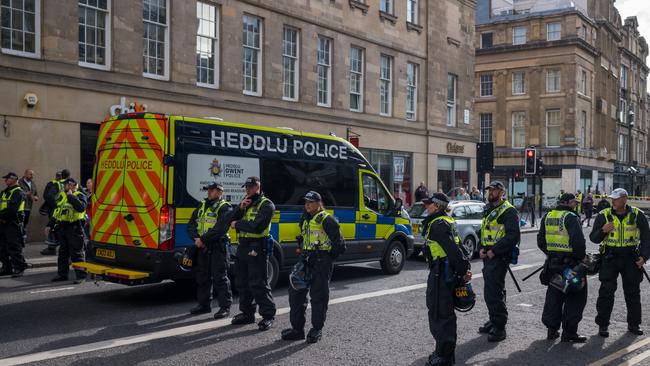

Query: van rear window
left=262, top=160, right=356, bottom=207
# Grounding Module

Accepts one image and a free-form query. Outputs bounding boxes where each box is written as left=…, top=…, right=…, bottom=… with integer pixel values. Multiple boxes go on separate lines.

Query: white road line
left=587, top=337, right=650, bottom=366
left=620, top=348, right=650, bottom=366
left=29, top=287, right=75, bottom=294
left=517, top=303, right=533, bottom=307
left=0, top=262, right=541, bottom=366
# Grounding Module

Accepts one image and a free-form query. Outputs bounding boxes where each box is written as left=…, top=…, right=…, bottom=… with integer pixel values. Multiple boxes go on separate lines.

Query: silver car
left=408, top=200, right=485, bottom=258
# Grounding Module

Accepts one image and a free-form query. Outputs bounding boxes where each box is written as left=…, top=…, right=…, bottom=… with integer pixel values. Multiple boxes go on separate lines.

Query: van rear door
left=92, top=114, right=168, bottom=249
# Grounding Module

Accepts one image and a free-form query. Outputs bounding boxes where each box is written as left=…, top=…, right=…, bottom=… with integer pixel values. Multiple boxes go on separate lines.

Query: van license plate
left=96, top=248, right=116, bottom=260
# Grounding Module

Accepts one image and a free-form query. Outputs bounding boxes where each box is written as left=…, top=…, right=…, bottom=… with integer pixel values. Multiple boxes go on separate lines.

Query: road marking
left=29, top=287, right=75, bottom=294
left=621, top=348, right=650, bottom=366
left=587, top=337, right=650, bottom=366
left=517, top=303, right=533, bottom=307
left=0, top=262, right=541, bottom=366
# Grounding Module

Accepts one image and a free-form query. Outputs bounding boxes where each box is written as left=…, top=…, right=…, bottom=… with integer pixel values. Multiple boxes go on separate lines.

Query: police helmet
left=453, top=283, right=476, bottom=312
left=289, top=260, right=311, bottom=291
left=175, top=247, right=196, bottom=272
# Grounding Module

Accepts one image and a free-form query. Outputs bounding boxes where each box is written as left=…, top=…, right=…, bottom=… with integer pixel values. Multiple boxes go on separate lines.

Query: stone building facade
left=474, top=0, right=648, bottom=201
left=0, top=0, right=476, bottom=240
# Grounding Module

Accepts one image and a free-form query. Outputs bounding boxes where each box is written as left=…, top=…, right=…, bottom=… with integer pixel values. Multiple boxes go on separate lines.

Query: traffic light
left=536, top=158, right=545, bottom=176
left=525, top=148, right=537, bottom=175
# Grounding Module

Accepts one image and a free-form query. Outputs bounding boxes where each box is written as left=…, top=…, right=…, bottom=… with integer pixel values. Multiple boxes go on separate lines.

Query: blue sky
left=616, top=0, right=650, bottom=92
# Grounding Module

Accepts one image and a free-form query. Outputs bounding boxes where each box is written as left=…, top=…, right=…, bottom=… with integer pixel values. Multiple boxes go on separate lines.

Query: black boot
left=213, top=307, right=230, bottom=320
left=561, top=333, right=587, bottom=343
left=547, top=328, right=560, bottom=340
left=478, top=320, right=494, bottom=334
left=488, top=327, right=506, bottom=342
left=598, top=326, right=609, bottom=338
left=189, top=305, right=211, bottom=315
left=425, top=352, right=454, bottom=366
left=281, top=328, right=305, bottom=341
left=629, top=326, right=644, bottom=336
left=231, top=313, right=255, bottom=325
left=306, top=328, right=322, bottom=344
left=258, top=318, right=274, bottom=331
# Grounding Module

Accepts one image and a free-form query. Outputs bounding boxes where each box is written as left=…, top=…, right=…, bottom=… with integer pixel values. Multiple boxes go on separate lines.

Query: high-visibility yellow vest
left=197, top=199, right=228, bottom=236
left=601, top=207, right=640, bottom=248
left=481, top=201, right=515, bottom=247
left=238, top=197, right=271, bottom=238
left=424, top=215, right=461, bottom=260
left=0, top=186, right=25, bottom=214
left=53, top=191, right=86, bottom=222
left=544, top=210, right=575, bottom=253
left=301, top=210, right=332, bottom=251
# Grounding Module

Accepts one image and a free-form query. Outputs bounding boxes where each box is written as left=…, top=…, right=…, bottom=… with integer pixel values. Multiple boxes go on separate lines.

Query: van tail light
left=159, top=205, right=175, bottom=251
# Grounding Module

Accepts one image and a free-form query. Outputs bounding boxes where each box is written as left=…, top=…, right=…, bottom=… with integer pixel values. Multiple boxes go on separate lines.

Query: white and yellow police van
left=73, top=113, right=414, bottom=287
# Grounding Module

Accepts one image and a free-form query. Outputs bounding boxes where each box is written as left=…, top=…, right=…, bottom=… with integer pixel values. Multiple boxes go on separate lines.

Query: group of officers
left=185, top=176, right=345, bottom=344
left=421, top=180, right=650, bottom=366
left=0, top=170, right=88, bottom=283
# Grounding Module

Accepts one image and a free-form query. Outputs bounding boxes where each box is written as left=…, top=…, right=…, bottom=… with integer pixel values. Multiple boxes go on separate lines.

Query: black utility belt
left=303, top=250, right=331, bottom=254
left=58, top=220, right=83, bottom=226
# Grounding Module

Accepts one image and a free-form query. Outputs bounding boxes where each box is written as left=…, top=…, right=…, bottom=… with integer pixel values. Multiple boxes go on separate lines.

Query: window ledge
left=349, top=0, right=368, bottom=14
left=379, top=11, right=397, bottom=24
left=406, top=22, right=423, bottom=33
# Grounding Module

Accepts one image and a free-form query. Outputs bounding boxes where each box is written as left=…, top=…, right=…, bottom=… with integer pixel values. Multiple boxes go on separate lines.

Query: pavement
left=23, top=242, right=57, bottom=269
left=5, top=228, right=650, bottom=365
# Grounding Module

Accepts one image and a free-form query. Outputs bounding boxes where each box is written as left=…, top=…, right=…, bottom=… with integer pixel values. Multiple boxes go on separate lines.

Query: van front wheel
left=381, top=241, right=405, bottom=275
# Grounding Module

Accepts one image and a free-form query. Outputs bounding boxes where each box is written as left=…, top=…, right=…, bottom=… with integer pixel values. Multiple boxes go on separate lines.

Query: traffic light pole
left=531, top=174, right=536, bottom=227
left=538, top=176, right=543, bottom=219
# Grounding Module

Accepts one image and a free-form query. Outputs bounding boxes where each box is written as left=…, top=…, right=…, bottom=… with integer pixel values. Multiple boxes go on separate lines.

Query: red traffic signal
left=525, top=148, right=537, bottom=175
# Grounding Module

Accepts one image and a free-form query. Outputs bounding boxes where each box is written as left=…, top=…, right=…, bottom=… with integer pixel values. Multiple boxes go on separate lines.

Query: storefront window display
left=437, top=156, right=470, bottom=197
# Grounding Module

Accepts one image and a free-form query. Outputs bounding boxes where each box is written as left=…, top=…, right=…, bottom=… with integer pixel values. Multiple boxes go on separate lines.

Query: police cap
left=241, top=176, right=260, bottom=187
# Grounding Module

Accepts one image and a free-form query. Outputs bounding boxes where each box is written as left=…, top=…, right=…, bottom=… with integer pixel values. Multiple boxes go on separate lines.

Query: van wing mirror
left=163, top=154, right=175, bottom=166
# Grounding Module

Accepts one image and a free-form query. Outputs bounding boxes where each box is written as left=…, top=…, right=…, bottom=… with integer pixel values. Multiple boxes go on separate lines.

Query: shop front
left=360, top=148, right=413, bottom=208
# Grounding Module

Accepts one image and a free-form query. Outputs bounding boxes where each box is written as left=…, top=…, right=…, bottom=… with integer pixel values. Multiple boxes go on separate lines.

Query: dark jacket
left=48, top=191, right=87, bottom=226
left=299, top=209, right=346, bottom=259
left=589, top=205, right=650, bottom=260
left=479, top=200, right=521, bottom=257
left=425, top=211, right=470, bottom=276
left=596, top=199, right=611, bottom=213
left=0, top=184, right=26, bottom=223
left=231, top=193, right=276, bottom=241
left=187, top=198, right=232, bottom=247
left=537, top=205, right=586, bottom=262
left=18, top=178, right=38, bottom=211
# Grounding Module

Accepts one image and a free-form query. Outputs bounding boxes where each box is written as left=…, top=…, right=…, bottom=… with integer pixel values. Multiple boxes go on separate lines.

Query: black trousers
left=542, top=279, right=588, bottom=334
left=235, top=240, right=276, bottom=319
left=482, top=257, right=509, bottom=329
left=0, top=222, right=27, bottom=272
left=595, top=254, right=643, bottom=328
left=289, top=254, right=333, bottom=331
left=426, top=261, right=457, bottom=359
left=195, top=243, right=232, bottom=309
left=55, top=223, right=86, bottom=279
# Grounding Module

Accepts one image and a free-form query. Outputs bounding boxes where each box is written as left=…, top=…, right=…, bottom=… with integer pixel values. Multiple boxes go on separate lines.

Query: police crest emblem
left=209, top=159, right=221, bottom=177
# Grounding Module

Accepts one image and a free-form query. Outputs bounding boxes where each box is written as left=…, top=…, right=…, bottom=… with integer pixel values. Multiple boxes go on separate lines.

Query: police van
left=73, top=113, right=414, bottom=288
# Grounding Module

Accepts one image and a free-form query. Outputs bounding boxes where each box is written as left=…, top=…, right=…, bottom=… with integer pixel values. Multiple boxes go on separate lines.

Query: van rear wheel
left=267, top=254, right=279, bottom=289
left=381, top=241, right=405, bottom=275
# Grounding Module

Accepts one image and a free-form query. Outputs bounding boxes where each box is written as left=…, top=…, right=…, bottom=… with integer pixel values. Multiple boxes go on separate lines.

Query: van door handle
left=124, top=213, right=134, bottom=222
left=362, top=214, right=370, bottom=219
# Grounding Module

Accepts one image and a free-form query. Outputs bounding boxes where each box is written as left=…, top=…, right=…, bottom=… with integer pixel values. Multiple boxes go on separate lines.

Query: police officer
left=478, top=181, right=520, bottom=342
left=49, top=178, right=87, bottom=284
left=0, top=172, right=28, bottom=277
left=281, top=191, right=345, bottom=344
left=41, top=169, right=69, bottom=255
left=229, top=176, right=277, bottom=331
left=590, top=188, right=650, bottom=337
left=576, top=190, right=584, bottom=217
left=421, top=193, right=471, bottom=366
left=537, top=193, right=587, bottom=342
left=187, top=182, right=233, bottom=319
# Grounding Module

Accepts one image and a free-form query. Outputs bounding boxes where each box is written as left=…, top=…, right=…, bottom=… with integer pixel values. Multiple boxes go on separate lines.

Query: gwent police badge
left=210, top=159, right=221, bottom=177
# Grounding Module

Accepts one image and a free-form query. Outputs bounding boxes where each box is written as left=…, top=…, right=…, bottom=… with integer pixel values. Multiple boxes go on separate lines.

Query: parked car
left=408, top=200, right=485, bottom=259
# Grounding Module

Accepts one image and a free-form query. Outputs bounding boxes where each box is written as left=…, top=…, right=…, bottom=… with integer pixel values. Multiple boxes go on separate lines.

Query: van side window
left=262, top=160, right=356, bottom=207
left=362, top=174, right=390, bottom=215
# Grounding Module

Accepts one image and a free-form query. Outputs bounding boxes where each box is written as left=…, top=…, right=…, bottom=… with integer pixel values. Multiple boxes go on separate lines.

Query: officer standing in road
left=420, top=193, right=471, bottom=366
left=281, top=191, right=345, bottom=344
left=49, top=178, right=87, bottom=284
left=229, top=176, right=277, bottom=331
left=478, top=181, right=520, bottom=342
left=537, top=193, right=588, bottom=343
left=41, top=169, right=68, bottom=255
left=187, top=182, right=233, bottom=319
left=0, top=172, right=28, bottom=277
left=590, top=188, right=650, bottom=337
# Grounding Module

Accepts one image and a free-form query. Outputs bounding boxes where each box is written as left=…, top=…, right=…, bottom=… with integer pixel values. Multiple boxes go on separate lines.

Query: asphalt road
left=2, top=229, right=650, bottom=366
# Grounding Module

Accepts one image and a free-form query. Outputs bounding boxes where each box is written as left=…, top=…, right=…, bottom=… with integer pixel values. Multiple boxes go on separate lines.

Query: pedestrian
left=281, top=191, right=345, bottom=344
left=420, top=193, right=471, bottom=366
left=229, top=176, right=277, bottom=331
left=470, top=186, right=482, bottom=201
left=590, top=188, right=650, bottom=337
left=456, top=188, right=470, bottom=201
left=596, top=195, right=610, bottom=213
left=415, top=182, right=429, bottom=203
left=82, top=178, right=93, bottom=238
left=478, top=181, right=520, bottom=342
left=187, top=182, right=233, bottom=319
left=18, top=169, right=38, bottom=240
left=41, top=169, right=69, bottom=255
left=537, top=193, right=588, bottom=343
left=576, top=190, right=584, bottom=217
left=581, top=191, right=594, bottom=227
left=0, top=172, right=28, bottom=277
left=48, top=177, right=87, bottom=284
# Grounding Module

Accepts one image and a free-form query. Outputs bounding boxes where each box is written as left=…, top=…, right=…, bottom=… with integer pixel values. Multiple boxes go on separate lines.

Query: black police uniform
left=537, top=205, right=587, bottom=341
left=479, top=201, right=520, bottom=340
left=285, top=209, right=344, bottom=342
left=231, top=193, right=277, bottom=326
left=187, top=197, right=233, bottom=313
left=50, top=190, right=87, bottom=281
left=424, top=211, right=470, bottom=365
left=590, top=205, right=650, bottom=335
left=0, top=184, right=27, bottom=275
